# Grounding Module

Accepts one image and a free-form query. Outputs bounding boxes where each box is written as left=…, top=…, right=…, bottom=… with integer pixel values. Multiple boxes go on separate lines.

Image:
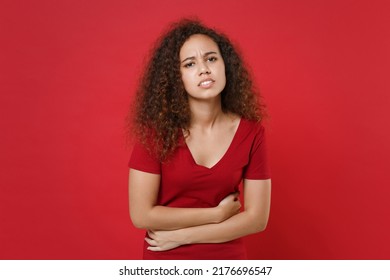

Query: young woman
left=127, top=19, right=271, bottom=260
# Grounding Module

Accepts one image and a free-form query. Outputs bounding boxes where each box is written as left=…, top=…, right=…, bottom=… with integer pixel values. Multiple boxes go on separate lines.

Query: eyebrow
left=181, top=51, right=218, bottom=63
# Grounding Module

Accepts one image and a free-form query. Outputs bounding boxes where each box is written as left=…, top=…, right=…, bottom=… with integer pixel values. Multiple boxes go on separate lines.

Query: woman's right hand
left=216, top=192, right=241, bottom=222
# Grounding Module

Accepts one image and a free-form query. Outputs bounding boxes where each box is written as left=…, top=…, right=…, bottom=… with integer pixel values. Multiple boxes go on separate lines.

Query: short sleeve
left=128, top=140, right=161, bottom=174
left=243, top=124, right=271, bottom=180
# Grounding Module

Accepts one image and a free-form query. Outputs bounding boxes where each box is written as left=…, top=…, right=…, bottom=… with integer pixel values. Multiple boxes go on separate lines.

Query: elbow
left=246, top=208, right=270, bottom=233
left=250, top=217, right=269, bottom=233
left=130, top=205, right=159, bottom=229
left=130, top=212, right=150, bottom=229
left=131, top=219, right=146, bottom=229
left=130, top=215, right=142, bottom=229
left=254, top=221, right=268, bottom=233
left=129, top=203, right=155, bottom=229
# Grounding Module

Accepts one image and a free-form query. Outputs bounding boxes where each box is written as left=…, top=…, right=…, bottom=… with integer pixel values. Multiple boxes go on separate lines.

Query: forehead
left=179, top=34, right=219, bottom=58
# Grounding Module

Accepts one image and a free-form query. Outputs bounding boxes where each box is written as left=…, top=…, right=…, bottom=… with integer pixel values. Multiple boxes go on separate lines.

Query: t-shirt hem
left=243, top=175, right=271, bottom=180
left=129, top=164, right=161, bottom=175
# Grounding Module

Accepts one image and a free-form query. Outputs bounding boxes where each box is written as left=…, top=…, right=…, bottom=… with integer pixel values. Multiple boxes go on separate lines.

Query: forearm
left=178, top=180, right=271, bottom=244
left=146, top=210, right=268, bottom=252
left=145, top=180, right=271, bottom=251
left=181, top=209, right=268, bottom=244
left=131, top=205, right=223, bottom=231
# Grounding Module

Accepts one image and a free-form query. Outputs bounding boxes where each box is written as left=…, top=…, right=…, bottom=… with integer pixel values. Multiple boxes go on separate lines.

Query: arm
left=146, top=179, right=271, bottom=251
left=129, top=168, right=241, bottom=231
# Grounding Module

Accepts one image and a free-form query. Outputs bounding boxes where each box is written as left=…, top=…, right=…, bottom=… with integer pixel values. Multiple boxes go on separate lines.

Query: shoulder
left=129, top=138, right=161, bottom=174
left=240, top=118, right=265, bottom=135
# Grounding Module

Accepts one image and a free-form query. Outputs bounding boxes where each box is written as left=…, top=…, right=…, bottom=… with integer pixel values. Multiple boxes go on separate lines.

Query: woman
left=127, top=19, right=271, bottom=259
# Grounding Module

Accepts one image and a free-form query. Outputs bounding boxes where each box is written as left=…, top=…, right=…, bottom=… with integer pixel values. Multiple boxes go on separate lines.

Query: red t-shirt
left=129, top=118, right=270, bottom=259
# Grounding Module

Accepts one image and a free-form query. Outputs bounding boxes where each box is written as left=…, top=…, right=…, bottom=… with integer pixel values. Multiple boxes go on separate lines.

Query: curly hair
left=127, top=18, right=266, bottom=162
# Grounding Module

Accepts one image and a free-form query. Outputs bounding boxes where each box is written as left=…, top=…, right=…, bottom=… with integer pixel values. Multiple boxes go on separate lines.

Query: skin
left=179, top=34, right=238, bottom=168
left=180, top=34, right=226, bottom=104
left=129, top=34, right=271, bottom=252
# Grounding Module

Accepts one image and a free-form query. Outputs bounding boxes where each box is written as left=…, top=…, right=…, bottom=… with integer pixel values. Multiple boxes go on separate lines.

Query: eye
left=207, top=56, right=217, bottom=62
left=184, top=62, right=195, bottom=68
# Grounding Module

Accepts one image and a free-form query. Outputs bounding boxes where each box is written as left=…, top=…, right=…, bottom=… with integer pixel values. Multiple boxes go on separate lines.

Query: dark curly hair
left=127, top=18, right=266, bottom=162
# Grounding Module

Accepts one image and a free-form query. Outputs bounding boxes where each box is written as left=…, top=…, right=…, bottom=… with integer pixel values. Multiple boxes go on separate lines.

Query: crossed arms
left=128, top=168, right=271, bottom=251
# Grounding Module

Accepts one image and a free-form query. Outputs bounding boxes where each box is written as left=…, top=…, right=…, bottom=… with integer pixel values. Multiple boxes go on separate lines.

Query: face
left=179, top=34, right=226, bottom=101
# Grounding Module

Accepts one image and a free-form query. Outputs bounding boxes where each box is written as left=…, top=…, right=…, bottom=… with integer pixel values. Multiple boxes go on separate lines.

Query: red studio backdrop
left=1, top=0, right=389, bottom=259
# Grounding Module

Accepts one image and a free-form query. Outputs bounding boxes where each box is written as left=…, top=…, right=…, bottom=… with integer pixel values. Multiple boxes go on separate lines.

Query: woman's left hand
left=145, top=229, right=187, bottom=251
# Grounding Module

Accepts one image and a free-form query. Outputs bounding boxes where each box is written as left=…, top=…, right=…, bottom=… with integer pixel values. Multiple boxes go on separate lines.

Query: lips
left=198, top=78, right=215, bottom=88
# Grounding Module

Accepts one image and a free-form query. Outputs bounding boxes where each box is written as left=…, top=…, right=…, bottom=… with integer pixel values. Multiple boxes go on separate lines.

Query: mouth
left=198, top=78, right=215, bottom=88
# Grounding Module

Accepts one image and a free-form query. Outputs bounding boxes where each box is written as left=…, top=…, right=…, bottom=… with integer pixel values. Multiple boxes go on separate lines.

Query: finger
left=147, top=246, right=162, bottom=252
left=225, top=193, right=237, bottom=201
left=144, top=237, right=157, bottom=246
left=235, top=201, right=242, bottom=212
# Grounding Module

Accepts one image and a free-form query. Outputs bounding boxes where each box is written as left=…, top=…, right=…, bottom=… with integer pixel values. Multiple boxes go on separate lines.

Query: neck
left=188, top=97, right=223, bottom=130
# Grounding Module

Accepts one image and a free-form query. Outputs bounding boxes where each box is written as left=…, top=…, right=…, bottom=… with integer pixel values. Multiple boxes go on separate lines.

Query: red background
left=1, top=0, right=389, bottom=259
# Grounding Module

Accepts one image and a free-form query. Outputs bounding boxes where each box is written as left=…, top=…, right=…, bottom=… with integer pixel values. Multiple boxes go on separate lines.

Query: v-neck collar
left=183, top=118, right=243, bottom=170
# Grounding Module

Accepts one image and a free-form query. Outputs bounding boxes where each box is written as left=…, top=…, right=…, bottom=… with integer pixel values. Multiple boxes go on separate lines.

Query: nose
left=199, top=61, right=211, bottom=75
